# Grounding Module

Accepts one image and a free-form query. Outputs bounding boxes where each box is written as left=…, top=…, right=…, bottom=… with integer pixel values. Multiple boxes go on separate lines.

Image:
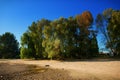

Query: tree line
left=0, top=8, right=120, bottom=59
left=20, top=11, right=99, bottom=59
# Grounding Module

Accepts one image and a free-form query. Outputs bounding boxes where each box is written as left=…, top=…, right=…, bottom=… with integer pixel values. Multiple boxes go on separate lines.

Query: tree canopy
left=20, top=11, right=99, bottom=59
left=0, top=32, right=19, bottom=58
left=96, top=9, right=120, bottom=57
left=107, top=10, right=120, bottom=56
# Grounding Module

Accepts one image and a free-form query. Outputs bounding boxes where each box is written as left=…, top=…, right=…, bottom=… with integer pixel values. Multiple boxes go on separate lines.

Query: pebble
left=0, top=75, right=3, bottom=78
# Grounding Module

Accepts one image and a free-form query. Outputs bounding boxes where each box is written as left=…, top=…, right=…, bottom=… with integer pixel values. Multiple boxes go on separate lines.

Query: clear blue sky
left=0, top=0, right=120, bottom=49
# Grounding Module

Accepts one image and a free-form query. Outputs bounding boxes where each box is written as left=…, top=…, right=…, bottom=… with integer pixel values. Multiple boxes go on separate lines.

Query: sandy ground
left=0, top=59, right=120, bottom=80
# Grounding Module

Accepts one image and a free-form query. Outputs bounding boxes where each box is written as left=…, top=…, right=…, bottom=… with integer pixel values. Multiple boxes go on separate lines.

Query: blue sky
left=0, top=0, right=120, bottom=49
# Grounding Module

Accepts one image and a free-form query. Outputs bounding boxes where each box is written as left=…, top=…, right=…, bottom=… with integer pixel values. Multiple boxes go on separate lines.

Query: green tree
left=20, top=19, right=50, bottom=59
left=65, top=17, right=79, bottom=58
left=42, top=24, right=53, bottom=59
left=0, top=32, right=19, bottom=58
left=89, top=32, right=99, bottom=57
left=20, top=32, right=35, bottom=59
left=107, top=10, right=120, bottom=56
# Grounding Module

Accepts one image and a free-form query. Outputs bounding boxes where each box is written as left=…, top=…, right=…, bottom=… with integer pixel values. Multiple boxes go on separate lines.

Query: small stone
left=0, top=75, right=3, bottom=78
left=45, top=65, right=50, bottom=67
